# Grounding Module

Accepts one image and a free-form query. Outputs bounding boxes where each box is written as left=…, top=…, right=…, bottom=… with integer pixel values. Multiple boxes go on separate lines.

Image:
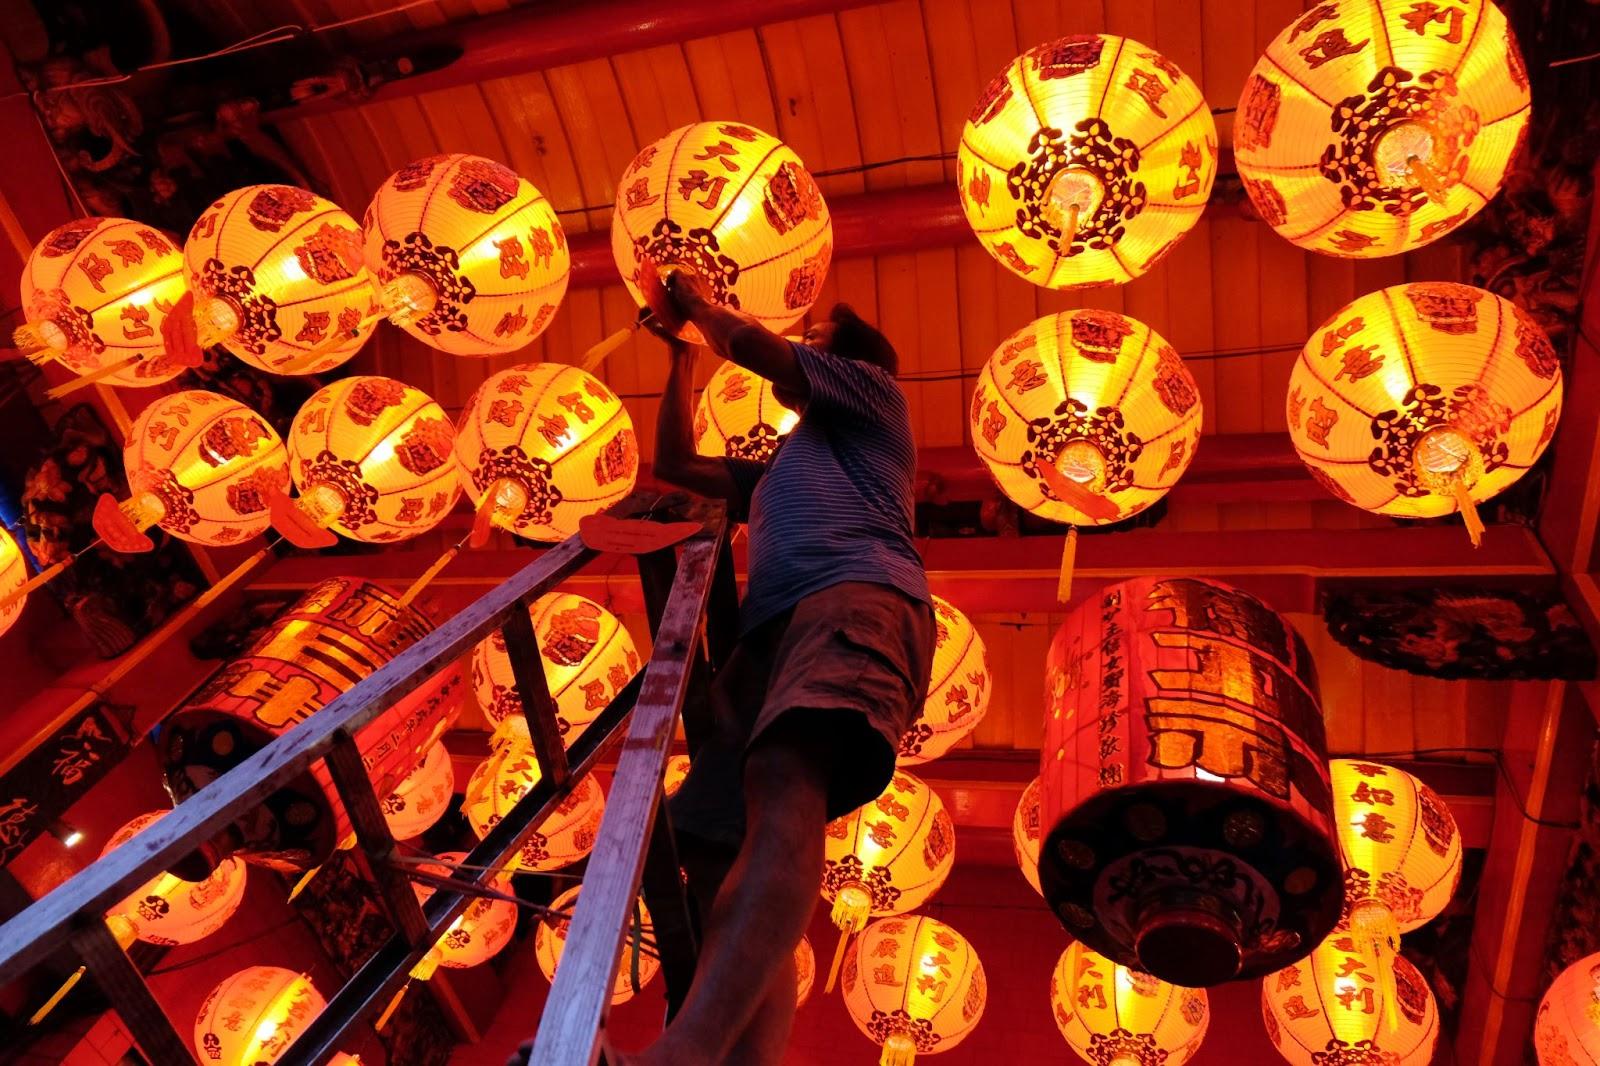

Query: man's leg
left=634, top=730, right=829, bottom=1066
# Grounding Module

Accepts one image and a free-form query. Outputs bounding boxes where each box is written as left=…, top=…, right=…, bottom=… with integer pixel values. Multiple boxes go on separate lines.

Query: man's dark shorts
left=669, top=581, right=935, bottom=851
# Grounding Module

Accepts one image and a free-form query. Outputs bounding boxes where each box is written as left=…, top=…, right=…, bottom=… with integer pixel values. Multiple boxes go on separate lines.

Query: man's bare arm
left=652, top=339, right=744, bottom=501
left=666, top=271, right=810, bottom=401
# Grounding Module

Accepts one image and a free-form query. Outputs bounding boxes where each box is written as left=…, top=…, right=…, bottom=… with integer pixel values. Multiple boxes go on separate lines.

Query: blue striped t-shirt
left=724, top=343, right=930, bottom=633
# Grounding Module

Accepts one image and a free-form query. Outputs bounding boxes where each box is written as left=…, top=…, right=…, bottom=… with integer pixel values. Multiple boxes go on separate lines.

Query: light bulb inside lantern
left=194, top=296, right=242, bottom=349
left=1374, top=120, right=1447, bottom=204
left=831, top=882, right=873, bottom=933
left=300, top=482, right=349, bottom=528
left=1056, top=440, right=1108, bottom=492
left=1043, top=169, right=1105, bottom=246
left=381, top=273, right=439, bottom=327
left=254, top=1018, right=279, bottom=1043
left=1414, top=427, right=1482, bottom=495
left=1110, top=1056, right=1143, bottom=1066
left=490, top=478, right=530, bottom=528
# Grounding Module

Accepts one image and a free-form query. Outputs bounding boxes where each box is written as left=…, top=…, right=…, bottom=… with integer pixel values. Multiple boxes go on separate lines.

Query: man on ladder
left=629, top=272, right=935, bottom=1065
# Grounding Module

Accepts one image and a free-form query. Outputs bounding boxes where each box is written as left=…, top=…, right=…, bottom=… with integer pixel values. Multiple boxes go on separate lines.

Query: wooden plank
left=324, top=731, right=432, bottom=946
left=528, top=526, right=726, bottom=1066
left=72, top=919, right=194, bottom=1065
left=501, top=601, right=572, bottom=789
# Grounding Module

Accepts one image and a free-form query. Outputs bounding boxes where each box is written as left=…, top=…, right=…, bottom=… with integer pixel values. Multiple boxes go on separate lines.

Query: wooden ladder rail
left=0, top=499, right=728, bottom=1065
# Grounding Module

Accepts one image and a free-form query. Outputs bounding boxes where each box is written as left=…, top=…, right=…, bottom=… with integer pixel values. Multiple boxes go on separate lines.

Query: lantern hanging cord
left=1351, top=746, right=1584, bottom=831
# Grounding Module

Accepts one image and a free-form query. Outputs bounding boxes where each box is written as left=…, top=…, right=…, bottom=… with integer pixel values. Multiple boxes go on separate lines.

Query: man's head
left=802, top=304, right=898, bottom=375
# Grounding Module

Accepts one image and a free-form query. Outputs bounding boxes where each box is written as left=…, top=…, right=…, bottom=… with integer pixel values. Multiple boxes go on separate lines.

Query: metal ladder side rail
left=529, top=516, right=731, bottom=1066
left=0, top=527, right=606, bottom=1060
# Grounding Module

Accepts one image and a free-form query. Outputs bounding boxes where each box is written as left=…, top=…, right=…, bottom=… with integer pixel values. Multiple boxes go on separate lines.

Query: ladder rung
left=500, top=599, right=570, bottom=788
left=324, top=730, right=431, bottom=947
left=72, top=918, right=194, bottom=1064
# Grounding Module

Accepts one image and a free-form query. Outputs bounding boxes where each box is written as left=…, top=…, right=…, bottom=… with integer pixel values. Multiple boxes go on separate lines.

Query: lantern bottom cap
left=1133, top=897, right=1244, bottom=987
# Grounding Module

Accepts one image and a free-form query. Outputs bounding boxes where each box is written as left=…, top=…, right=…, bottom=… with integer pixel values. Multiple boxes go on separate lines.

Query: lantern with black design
left=1038, top=577, right=1342, bottom=987
left=161, top=577, right=464, bottom=874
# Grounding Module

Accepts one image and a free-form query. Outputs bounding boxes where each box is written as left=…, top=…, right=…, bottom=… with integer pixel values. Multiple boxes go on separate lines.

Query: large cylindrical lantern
left=898, top=596, right=991, bottom=765
left=124, top=390, right=289, bottom=547
left=822, top=770, right=955, bottom=935
left=286, top=376, right=462, bottom=543
left=162, top=577, right=464, bottom=872
left=1536, top=951, right=1600, bottom=1065
left=381, top=740, right=455, bottom=841
left=1039, top=577, right=1341, bottom=987
left=1261, top=936, right=1439, bottom=1065
left=194, top=966, right=324, bottom=1066
left=362, top=153, right=570, bottom=356
left=16, top=217, right=187, bottom=386
left=470, top=590, right=640, bottom=746
left=1235, top=0, right=1531, bottom=258
left=454, top=363, right=637, bottom=543
left=970, top=310, right=1202, bottom=528
left=694, top=357, right=799, bottom=461
left=611, top=121, right=832, bottom=343
left=462, top=739, right=605, bottom=873
left=841, top=915, right=986, bottom=1066
left=1286, top=283, right=1561, bottom=540
left=103, top=811, right=247, bottom=947
left=1050, top=941, right=1209, bottom=1066
left=1013, top=776, right=1043, bottom=896
left=535, top=884, right=659, bottom=1004
left=185, top=186, right=377, bottom=374
left=410, top=851, right=518, bottom=978
left=1, top=528, right=27, bottom=639
left=958, top=36, right=1217, bottom=289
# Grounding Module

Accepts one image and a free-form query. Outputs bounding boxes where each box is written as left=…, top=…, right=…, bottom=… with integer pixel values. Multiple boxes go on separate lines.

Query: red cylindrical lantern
left=162, top=577, right=464, bottom=872
left=1039, top=577, right=1341, bottom=987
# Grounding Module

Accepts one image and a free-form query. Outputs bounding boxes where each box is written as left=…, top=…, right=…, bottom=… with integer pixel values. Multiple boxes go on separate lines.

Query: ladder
left=0, top=494, right=740, bottom=1066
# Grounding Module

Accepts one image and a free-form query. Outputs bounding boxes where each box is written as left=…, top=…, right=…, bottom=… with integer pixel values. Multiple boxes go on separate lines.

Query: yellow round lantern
left=381, top=741, right=455, bottom=841
left=1286, top=283, right=1561, bottom=541
left=363, top=153, right=569, bottom=357
left=694, top=357, right=800, bottom=461
left=823, top=770, right=955, bottom=936
left=958, top=35, right=1217, bottom=288
left=1332, top=759, right=1462, bottom=935
left=15, top=217, right=187, bottom=386
left=286, top=376, right=461, bottom=543
left=535, top=884, right=659, bottom=1004
left=454, top=363, right=638, bottom=543
left=1012, top=776, right=1043, bottom=896
left=898, top=596, right=990, bottom=765
left=1262, top=936, right=1438, bottom=1065
left=410, top=851, right=518, bottom=977
left=103, top=811, right=247, bottom=947
left=462, top=740, right=605, bottom=872
left=663, top=754, right=692, bottom=797
left=1, top=527, right=27, bottom=639
left=1050, top=942, right=1208, bottom=1066
left=184, top=185, right=377, bottom=374
left=194, top=966, right=324, bottom=1066
left=796, top=935, right=817, bottom=1008
left=1235, top=0, right=1530, bottom=258
left=123, top=390, right=289, bottom=547
left=841, top=915, right=986, bottom=1066
left=470, top=590, right=640, bottom=746
left=611, top=121, right=832, bottom=343
left=970, top=310, right=1202, bottom=526
left=1536, top=951, right=1600, bottom=1065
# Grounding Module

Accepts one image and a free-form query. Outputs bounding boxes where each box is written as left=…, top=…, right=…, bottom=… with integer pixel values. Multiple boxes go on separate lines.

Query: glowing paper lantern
left=185, top=186, right=377, bottom=374
left=1235, top=0, right=1531, bottom=258
left=470, top=590, right=640, bottom=745
left=410, top=851, right=518, bottom=976
left=1332, top=759, right=1462, bottom=935
left=122, top=390, right=289, bottom=547
left=462, top=739, right=605, bottom=872
left=162, top=577, right=464, bottom=872
left=694, top=357, right=800, bottom=460
left=898, top=596, right=990, bottom=765
left=970, top=310, right=1202, bottom=527
left=381, top=741, right=455, bottom=841
left=612, top=121, right=832, bottom=343
left=1050, top=942, right=1208, bottom=1066
left=286, top=376, right=461, bottom=543
left=0, top=528, right=26, bottom=638
left=363, top=153, right=569, bottom=356
left=536, top=884, right=659, bottom=1004
left=15, top=217, right=187, bottom=386
left=663, top=754, right=692, bottom=797
left=796, top=936, right=817, bottom=1008
left=822, top=770, right=955, bottom=936
left=1288, top=283, right=1561, bottom=542
left=194, top=966, right=324, bottom=1066
left=958, top=36, right=1217, bottom=289
left=1012, top=776, right=1043, bottom=896
left=841, top=915, right=986, bottom=1066
left=1535, top=951, right=1600, bottom=1065
left=454, top=363, right=637, bottom=542
left=1261, top=936, right=1439, bottom=1065
left=1040, top=578, right=1342, bottom=986
left=103, top=811, right=246, bottom=946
